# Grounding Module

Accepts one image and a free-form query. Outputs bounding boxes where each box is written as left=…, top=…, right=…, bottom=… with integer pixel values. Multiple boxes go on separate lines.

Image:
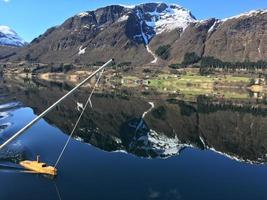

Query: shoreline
left=2, top=66, right=267, bottom=100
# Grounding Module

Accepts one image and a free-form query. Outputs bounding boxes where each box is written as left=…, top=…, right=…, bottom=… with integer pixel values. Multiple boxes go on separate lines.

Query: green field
left=149, top=74, right=250, bottom=86
left=121, top=73, right=252, bottom=99
left=148, top=74, right=251, bottom=99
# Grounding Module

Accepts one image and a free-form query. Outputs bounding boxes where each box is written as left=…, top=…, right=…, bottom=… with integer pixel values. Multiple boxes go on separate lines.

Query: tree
left=182, top=52, right=201, bottom=66
left=200, top=56, right=267, bottom=71
left=168, top=64, right=182, bottom=69
left=155, top=45, right=171, bottom=60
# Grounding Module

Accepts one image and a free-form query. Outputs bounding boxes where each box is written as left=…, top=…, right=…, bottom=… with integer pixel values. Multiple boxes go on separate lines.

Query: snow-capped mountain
left=0, top=25, right=26, bottom=47
left=132, top=3, right=196, bottom=44
left=5, top=3, right=266, bottom=65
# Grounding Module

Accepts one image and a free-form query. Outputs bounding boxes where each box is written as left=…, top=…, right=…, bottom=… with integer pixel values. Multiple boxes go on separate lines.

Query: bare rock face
left=204, top=10, right=267, bottom=62
left=169, top=19, right=216, bottom=63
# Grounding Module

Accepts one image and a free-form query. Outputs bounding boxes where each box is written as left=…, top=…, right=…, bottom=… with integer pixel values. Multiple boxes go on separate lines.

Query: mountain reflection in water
left=1, top=76, right=267, bottom=164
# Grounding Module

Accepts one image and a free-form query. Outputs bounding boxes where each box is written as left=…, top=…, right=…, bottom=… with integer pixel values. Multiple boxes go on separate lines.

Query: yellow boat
left=19, top=156, right=57, bottom=176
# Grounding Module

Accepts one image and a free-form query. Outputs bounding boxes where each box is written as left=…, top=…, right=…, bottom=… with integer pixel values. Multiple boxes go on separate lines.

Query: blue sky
left=0, top=0, right=266, bottom=42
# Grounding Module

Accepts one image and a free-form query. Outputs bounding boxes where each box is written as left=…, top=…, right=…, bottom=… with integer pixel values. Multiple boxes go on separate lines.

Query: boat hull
left=19, top=160, right=57, bottom=176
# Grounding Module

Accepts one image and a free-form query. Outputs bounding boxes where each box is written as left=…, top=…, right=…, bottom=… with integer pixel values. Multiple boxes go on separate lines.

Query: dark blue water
left=1, top=79, right=267, bottom=200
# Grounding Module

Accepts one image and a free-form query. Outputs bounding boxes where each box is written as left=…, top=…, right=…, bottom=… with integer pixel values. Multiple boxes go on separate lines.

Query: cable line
left=54, top=68, right=105, bottom=167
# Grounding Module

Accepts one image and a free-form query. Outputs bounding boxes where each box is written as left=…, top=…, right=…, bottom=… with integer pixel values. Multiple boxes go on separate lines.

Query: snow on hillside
left=0, top=25, right=26, bottom=47
left=77, top=12, right=89, bottom=18
left=132, top=3, right=196, bottom=46
left=145, top=4, right=196, bottom=34
left=135, top=9, right=151, bottom=44
left=0, top=26, right=16, bottom=35
left=117, top=15, right=129, bottom=22
left=146, top=46, right=158, bottom=63
left=204, top=9, right=267, bottom=34
left=78, top=45, right=86, bottom=55
left=130, top=3, right=196, bottom=62
left=208, top=19, right=221, bottom=33
left=222, top=9, right=267, bottom=22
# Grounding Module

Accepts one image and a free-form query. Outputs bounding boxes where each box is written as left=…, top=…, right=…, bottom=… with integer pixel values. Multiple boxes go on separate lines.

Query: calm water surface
left=0, top=77, right=267, bottom=200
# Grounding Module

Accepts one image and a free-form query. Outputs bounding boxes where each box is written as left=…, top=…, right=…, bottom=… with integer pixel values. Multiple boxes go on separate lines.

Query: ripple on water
left=0, top=102, right=20, bottom=112
left=0, top=112, right=10, bottom=120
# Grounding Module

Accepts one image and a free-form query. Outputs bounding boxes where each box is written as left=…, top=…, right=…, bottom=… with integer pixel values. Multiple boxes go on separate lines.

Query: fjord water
left=1, top=77, right=267, bottom=200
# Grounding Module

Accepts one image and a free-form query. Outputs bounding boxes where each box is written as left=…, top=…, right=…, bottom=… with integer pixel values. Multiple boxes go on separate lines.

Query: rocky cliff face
left=150, top=10, right=267, bottom=64
left=204, top=10, right=267, bottom=62
left=2, top=4, right=267, bottom=65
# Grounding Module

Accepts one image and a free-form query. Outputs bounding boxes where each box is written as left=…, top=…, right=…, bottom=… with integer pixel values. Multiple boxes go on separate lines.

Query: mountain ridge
left=1, top=3, right=266, bottom=66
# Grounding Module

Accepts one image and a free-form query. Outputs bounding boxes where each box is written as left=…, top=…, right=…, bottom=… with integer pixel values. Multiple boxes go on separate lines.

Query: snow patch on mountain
left=222, top=9, right=267, bottom=22
left=145, top=4, right=196, bottom=34
left=208, top=19, right=221, bottom=33
left=78, top=45, right=86, bottom=55
left=0, top=26, right=15, bottom=35
left=135, top=9, right=150, bottom=44
left=118, top=4, right=135, bottom=9
left=77, top=12, right=89, bottom=18
left=117, top=15, right=129, bottom=22
left=133, top=3, right=196, bottom=46
left=0, top=25, right=26, bottom=47
left=146, top=46, right=158, bottom=64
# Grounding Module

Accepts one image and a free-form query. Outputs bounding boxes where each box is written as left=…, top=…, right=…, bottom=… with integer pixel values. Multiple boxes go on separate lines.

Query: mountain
left=204, top=9, right=267, bottom=62
left=126, top=3, right=196, bottom=45
left=6, top=3, right=195, bottom=65
left=0, top=25, right=26, bottom=47
left=150, top=9, right=267, bottom=63
left=2, top=3, right=267, bottom=65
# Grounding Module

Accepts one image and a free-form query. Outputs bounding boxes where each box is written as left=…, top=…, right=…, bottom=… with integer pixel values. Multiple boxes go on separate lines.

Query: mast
left=0, top=59, right=113, bottom=150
